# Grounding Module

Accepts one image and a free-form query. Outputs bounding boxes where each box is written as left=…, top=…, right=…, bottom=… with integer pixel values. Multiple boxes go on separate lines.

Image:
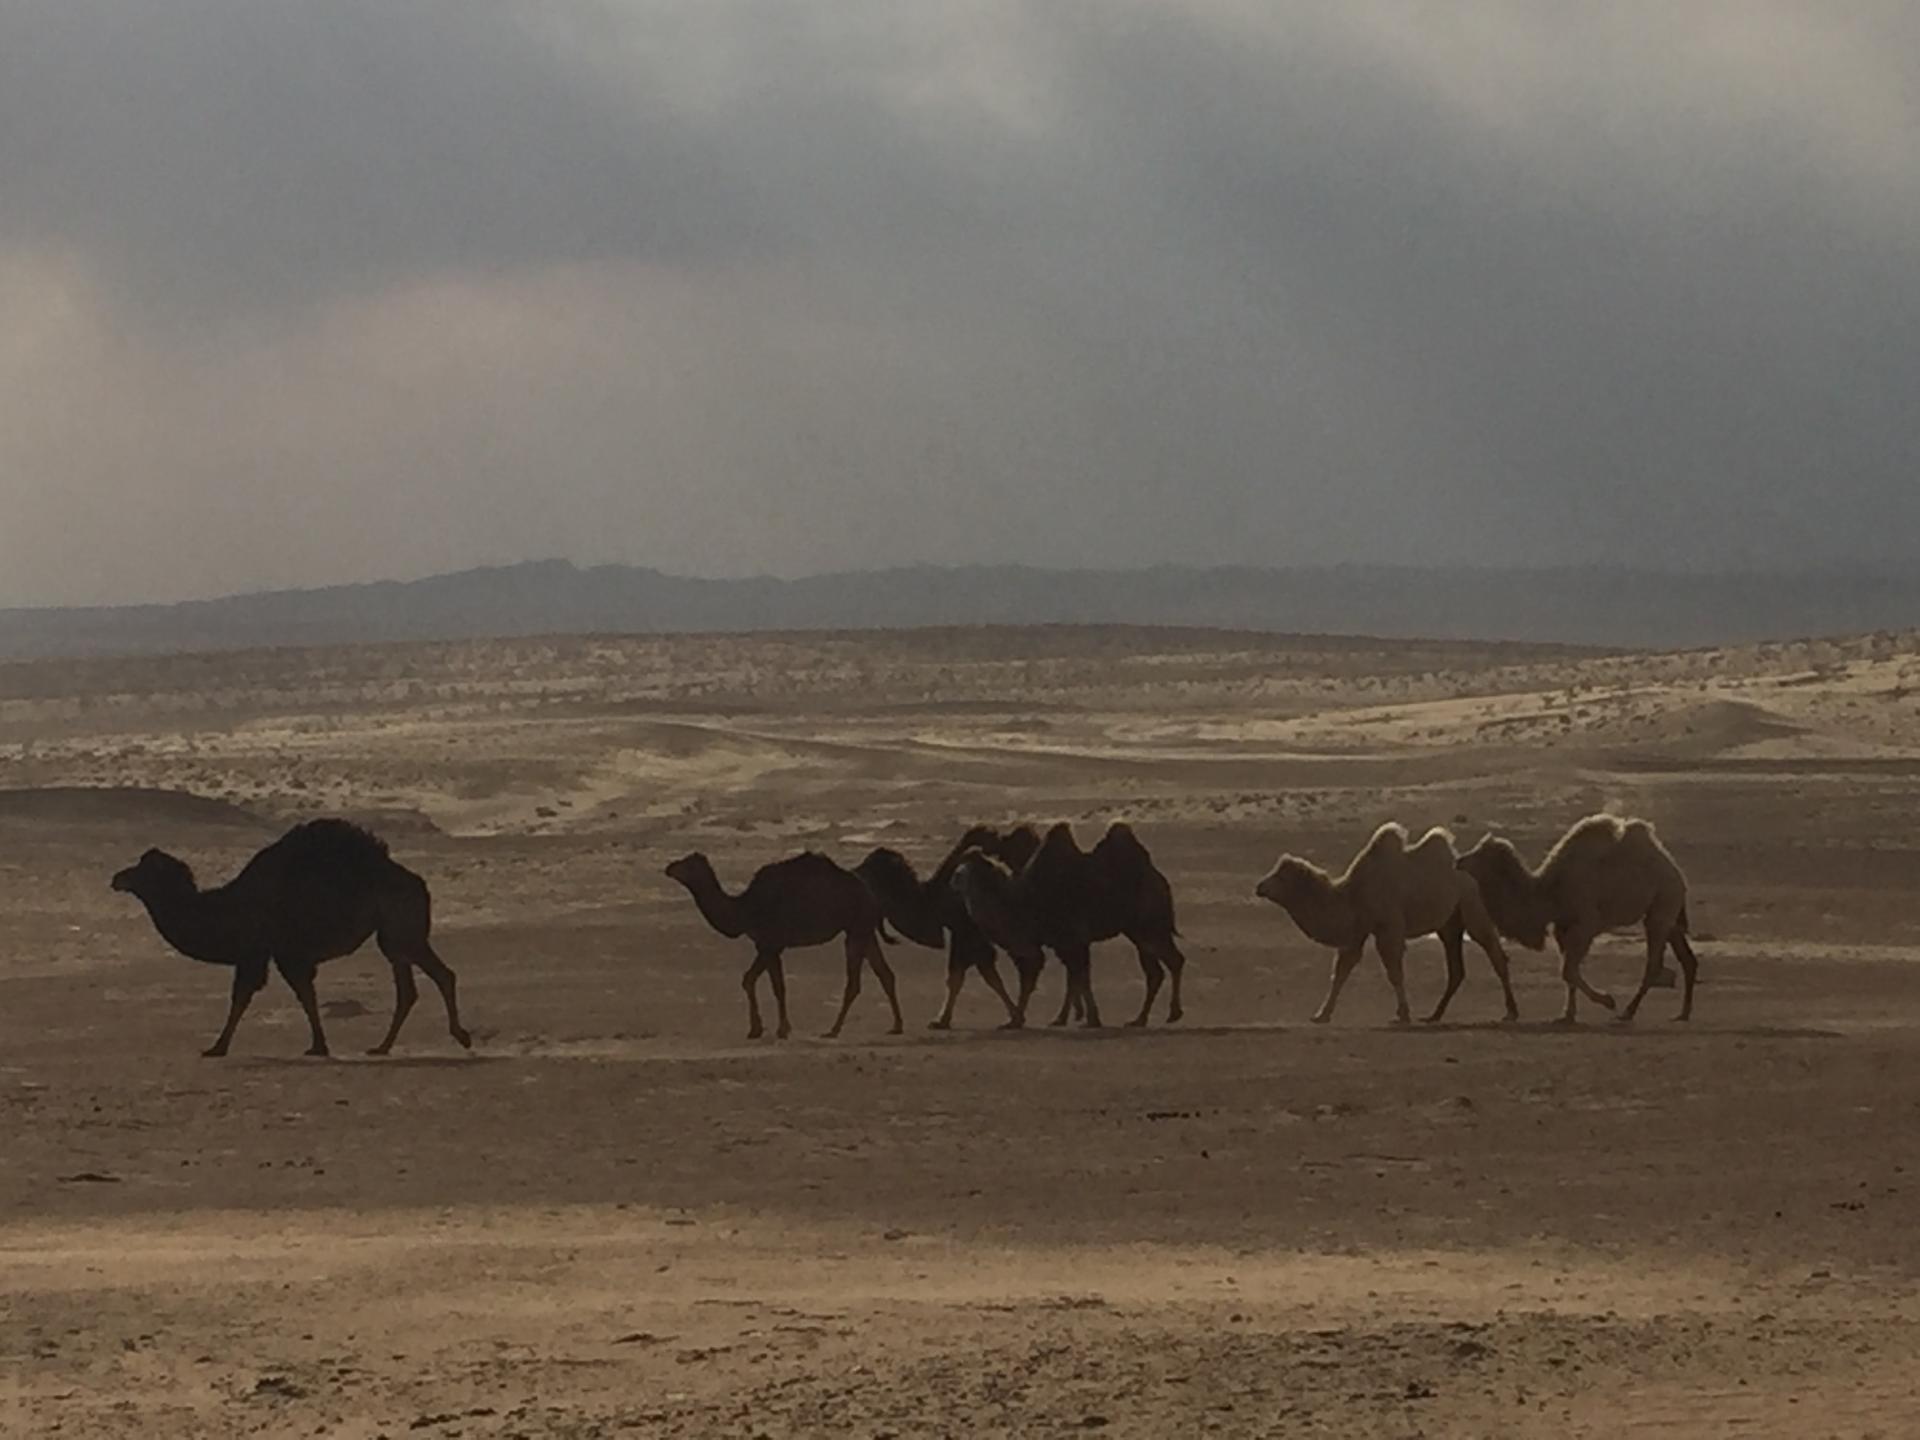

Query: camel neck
left=1285, top=877, right=1363, bottom=950
left=681, top=870, right=749, bottom=940
left=137, top=885, right=239, bottom=965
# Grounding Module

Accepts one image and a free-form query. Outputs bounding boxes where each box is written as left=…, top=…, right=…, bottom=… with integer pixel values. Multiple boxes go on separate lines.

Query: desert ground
left=4, top=624, right=1920, bottom=1437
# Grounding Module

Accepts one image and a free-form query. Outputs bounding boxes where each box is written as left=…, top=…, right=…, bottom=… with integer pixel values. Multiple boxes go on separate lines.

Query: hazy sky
left=3, top=3, right=1918, bottom=606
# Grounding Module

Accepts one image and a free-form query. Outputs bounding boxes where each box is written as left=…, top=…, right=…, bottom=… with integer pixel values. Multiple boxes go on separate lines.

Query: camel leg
left=866, top=934, right=905, bottom=1035
left=766, top=954, right=791, bottom=1040
left=1011, top=952, right=1042, bottom=1026
left=1461, top=910, right=1520, bottom=1023
left=1161, top=938, right=1187, bottom=1024
left=204, top=959, right=268, bottom=1058
left=1553, top=922, right=1614, bottom=1024
left=407, top=942, right=471, bottom=1050
left=369, top=958, right=418, bottom=1056
left=741, top=948, right=772, bottom=1040
left=1425, top=914, right=1468, bottom=1024
left=1619, top=917, right=1666, bottom=1023
left=931, top=967, right=965, bottom=1031
left=826, top=938, right=864, bottom=1038
left=1311, top=944, right=1366, bottom=1024
left=1669, top=930, right=1700, bottom=1022
left=1375, top=927, right=1413, bottom=1027
left=930, top=934, right=973, bottom=1030
left=975, top=953, right=1024, bottom=1030
left=1128, top=942, right=1164, bottom=1028
left=1049, top=960, right=1075, bottom=1028
left=1063, top=943, right=1102, bottom=1028
left=276, top=957, right=330, bottom=1057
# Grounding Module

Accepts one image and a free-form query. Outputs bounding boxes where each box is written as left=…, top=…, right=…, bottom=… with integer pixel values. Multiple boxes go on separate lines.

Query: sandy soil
left=3, top=625, right=1919, bottom=1437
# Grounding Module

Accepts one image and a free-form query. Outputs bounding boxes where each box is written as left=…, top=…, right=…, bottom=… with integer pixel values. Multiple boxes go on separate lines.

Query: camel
left=665, top=850, right=901, bottom=1040
left=950, top=821, right=1187, bottom=1029
left=110, top=819, right=471, bottom=1058
left=1255, top=823, right=1519, bottom=1026
left=1456, top=814, right=1698, bottom=1024
left=853, top=824, right=1041, bottom=1029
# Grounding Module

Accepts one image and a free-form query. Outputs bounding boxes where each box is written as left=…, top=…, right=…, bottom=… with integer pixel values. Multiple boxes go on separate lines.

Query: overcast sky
left=3, top=3, right=1918, bottom=606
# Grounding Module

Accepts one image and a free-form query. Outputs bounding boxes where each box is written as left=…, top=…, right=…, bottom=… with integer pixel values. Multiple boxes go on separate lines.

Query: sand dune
left=6, top=625, right=1920, bottom=1436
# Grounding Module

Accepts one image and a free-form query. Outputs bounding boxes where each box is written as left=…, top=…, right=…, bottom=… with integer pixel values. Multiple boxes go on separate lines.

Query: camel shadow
left=230, top=1053, right=500, bottom=1070
left=1407, top=1020, right=1842, bottom=1041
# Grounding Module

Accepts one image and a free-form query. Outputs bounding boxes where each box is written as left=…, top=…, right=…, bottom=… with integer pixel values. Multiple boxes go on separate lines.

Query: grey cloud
left=3, top=3, right=1920, bottom=604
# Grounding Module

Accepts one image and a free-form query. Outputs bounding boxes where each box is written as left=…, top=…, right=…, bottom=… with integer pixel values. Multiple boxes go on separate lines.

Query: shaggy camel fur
left=950, top=821, right=1187, bottom=1029
left=110, top=819, right=471, bottom=1057
left=665, top=851, right=900, bottom=1040
left=1255, top=823, right=1518, bottom=1026
left=1456, top=814, right=1698, bottom=1024
left=854, top=825, right=1040, bottom=1029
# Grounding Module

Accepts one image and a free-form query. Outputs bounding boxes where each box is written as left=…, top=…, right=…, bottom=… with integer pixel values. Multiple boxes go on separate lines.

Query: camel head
left=111, top=848, right=196, bottom=901
left=662, top=852, right=714, bottom=891
left=1455, top=835, right=1548, bottom=949
left=854, top=848, right=948, bottom=947
left=989, top=824, right=1041, bottom=871
left=1253, top=855, right=1317, bottom=909
left=953, top=825, right=1000, bottom=855
left=948, top=852, right=1008, bottom=903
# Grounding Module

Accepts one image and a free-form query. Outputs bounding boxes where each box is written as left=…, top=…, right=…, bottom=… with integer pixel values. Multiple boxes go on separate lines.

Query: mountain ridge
left=4, top=559, right=1918, bottom=659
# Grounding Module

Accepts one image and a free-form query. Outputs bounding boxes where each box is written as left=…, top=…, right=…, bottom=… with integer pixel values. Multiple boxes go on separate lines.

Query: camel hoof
left=305, top=1047, right=332, bottom=1059
left=366, top=1045, right=393, bottom=1057
left=1612, top=1012, right=1636, bottom=1026
left=1391, top=1015, right=1412, bottom=1029
left=1421, top=1011, right=1445, bottom=1026
left=1309, top=1012, right=1332, bottom=1025
left=1593, top=992, right=1618, bottom=1011
left=927, top=1018, right=952, bottom=1031
left=1126, top=1017, right=1148, bottom=1029
left=889, top=1023, right=904, bottom=1036
left=999, top=1018, right=1025, bottom=1031
left=746, top=1028, right=764, bottom=1041
left=1167, top=1009, right=1183, bottom=1024
left=1552, top=1016, right=1579, bottom=1028
left=1673, top=1012, right=1692, bottom=1023
left=1503, top=1009, right=1521, bottom=1025
left=200, top=1046, right=229, bottom=1059
left=452, top=1028, right=473, bottom=1049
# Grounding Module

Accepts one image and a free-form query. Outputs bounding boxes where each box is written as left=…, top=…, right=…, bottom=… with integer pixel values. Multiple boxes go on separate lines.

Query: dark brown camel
left=951, top=821, right=1187, bottom=1029
left=110, top=819, right=471, bottom=1058
left=665, top=851, right=901, bottom=1040
left=854, top=824, right=1040, bottom=1030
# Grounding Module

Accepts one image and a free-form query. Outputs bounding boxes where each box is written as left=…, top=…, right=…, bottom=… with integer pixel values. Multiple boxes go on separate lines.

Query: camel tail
left=877, top=919, right=899, bottom=946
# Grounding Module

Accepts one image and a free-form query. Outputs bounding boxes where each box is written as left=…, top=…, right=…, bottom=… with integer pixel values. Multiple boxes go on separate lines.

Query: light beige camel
left=1255, top=823, right=1518, bottom=1025
left=1456, top=814, right=1698, bottom=1025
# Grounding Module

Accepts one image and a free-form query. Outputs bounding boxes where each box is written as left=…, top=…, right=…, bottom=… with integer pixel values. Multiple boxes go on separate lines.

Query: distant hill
left=3, top=560, right=1919, bottom=659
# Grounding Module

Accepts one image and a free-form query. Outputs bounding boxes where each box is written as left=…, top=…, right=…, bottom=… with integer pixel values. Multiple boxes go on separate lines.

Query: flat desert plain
left=4, top=625, right=1920, bottom=1438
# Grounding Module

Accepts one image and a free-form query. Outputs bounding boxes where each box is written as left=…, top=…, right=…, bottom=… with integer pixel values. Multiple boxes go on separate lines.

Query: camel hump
left=855, top=847, right=919, bottom=891
left=769, top=851, right=851, bottom=883
left=1362, top=821, right=1409, bottom=859
left=1538, top=813, right=1627, bottom=877
left=276, top=819, right=393, bottom=873
left=1408, top=826, right=1457, bottom=859
left=1091, top=821, right=1154, bottom=877
left=993, top=824, right=1042, bottom=870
